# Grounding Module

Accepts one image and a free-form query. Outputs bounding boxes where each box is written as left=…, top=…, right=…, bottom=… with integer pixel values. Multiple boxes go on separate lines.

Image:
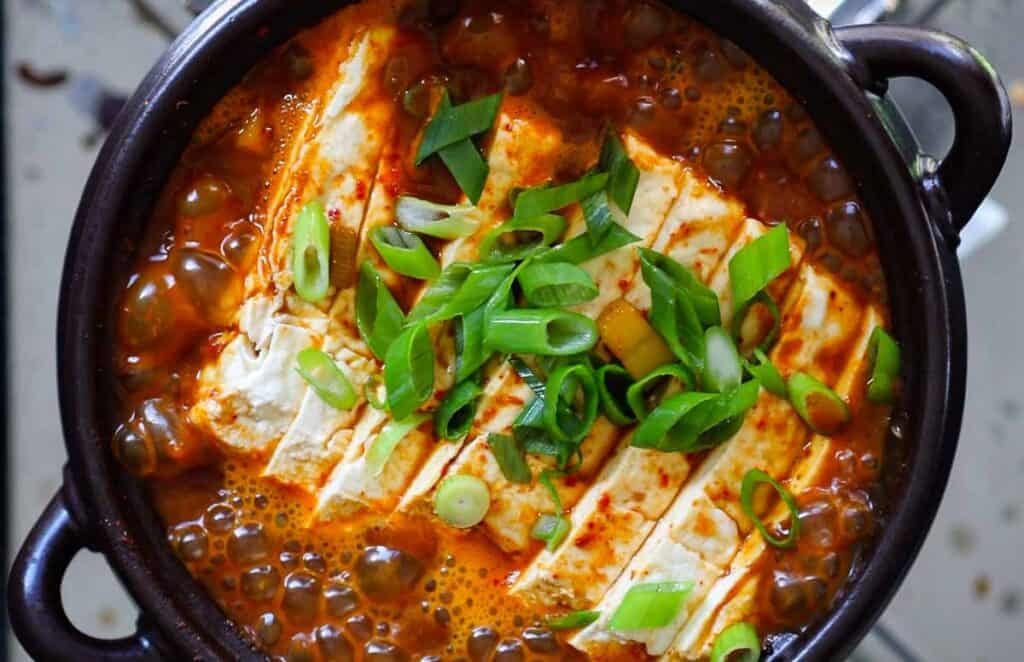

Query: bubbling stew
left=113, top=1, right=897, bottom=659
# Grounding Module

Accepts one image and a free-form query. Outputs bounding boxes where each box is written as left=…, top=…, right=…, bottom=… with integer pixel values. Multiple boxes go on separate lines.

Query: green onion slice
left=295, top=347, right=358, bottom=410
left=609, top=582, right=695, bottom=631
left=371, top=226, right=441, bottom=280
left=367, top=412, right=429, bottom=476
left=596, top=364, right=636, bottom=425
left=703, top=326, right=743, bottom=394
left=711, top=622, right=761, bottom=662
left=485, top=309, right=599, bottom=356
left=743, top=349, right=787, bottom=397
left=384, top=322, right=435, bottom=421
left=732, top=291, right=781, bottom=356
left=454, top=306, right=490, bottom=383
left=395, top=196, right=477, bottom=239
left=513, top=171, right=609, bottom=220
left=740, top=468, right=801, bottom=548
left=787, top=371, right=850, bottom=435
left=415, top=91, right=502, bottom=164
left=633, top=380, right=760, bottom=452
left=866, top=326, right=900, bottom=403
left=408, top=262, right=515, bottom=325
left=539, top=468, right=565, bottom=512
left=599, top=130, right=640, bottom=214
left=487, top=432, right=532, bottom=484
left=291, top=200, right=331, bottom=303
left=543, top=364, right=599, bottom=443
left=626, top=363, right=695, bottom=421
left=434, top=380, right=483, bottom=441
left=439, top=137, right=489, bottom=204
left=434, top=474, right=491, bottom=528
left=632, top=391, right=717, bottom=449
left=729, top=224, right=791, bottom=309
left=519, top=262, right=599, bottom=308
left=478, top=213, right=566, bottom=263
left=355, top=260, right=405, bottom=361
left=581, top=189, right=621, bottom=247
left=509, top=355, right=547, bottom=397
left=363, top=374, right=388, bottom=411
left=639, top=248, right=721, bottom=327
left=531, top=513, right=570, bottom=551
left=547, top=610, right=601, bottom=631
left=538, top=222, right=640, bottom=266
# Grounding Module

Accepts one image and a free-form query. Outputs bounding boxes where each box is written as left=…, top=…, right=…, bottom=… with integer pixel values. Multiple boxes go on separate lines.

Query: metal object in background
left=809, top=0, right=900, bottom=24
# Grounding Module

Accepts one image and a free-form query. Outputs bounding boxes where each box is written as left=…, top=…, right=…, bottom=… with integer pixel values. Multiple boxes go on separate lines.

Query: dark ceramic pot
left=7, top=0, right=1012, bottom=660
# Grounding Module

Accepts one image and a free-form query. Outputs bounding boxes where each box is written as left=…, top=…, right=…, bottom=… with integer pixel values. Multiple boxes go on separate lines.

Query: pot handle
left=7, top=491, right=165, bottom=661
left=835, top=24, right=1012, bottom=234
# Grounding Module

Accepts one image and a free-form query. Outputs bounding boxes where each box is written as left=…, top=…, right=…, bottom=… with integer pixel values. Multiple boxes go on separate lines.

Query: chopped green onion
left=439, top=137, right=489, bottom=204
left=729, top=224, right=791, bottom=309
left=408, top=262, right=515, bottom=325
left=787, top=371, right=850, bottom=435
left=363, top=374, right=388, bottom=411
left=371, top=226, right=441, bottom=280
left=355, top=260, right=405, bottom=361
left=740, top=468, right=801, bottom=548
left=599, top=130, right=640, bottom=214
left=609, top=582, right=695, bottom=631
left=454, top=306, right=489, bottom=383
left=744, top=349, right=787, bottom=397
left=547, top=610, right=601, bottom=631
left=478, top=213, right=566, bottom=263
left=711, top=622, right=761, bottom=662
left=481, top=254, right=536, bottom=329
left=538, top=222, right=640, bottom=265
left=518, top=262, right=598, bottom=307
left=485, top=309, right=599, bottom=356
left=395, top=196, right=477, bottom=239
left=509, top=355, right=547, bottom=397
left=632, top=380, right=760, bottom=452
left=295, top=347, right=358, bottom=410
left=384, top=322, right=435, bottom=421
left=596, top=364, right=636, bottom=425
left=434, top=474, right=491, bottom=528
left=366, top=412, right=430, bottom=476
left=415, top=91, right=502, bottom=164
left=632, top=391, right=716, bottom=449
left=435, top=380, right=483, bottom=441
left=513, top=171, right=609, bottom=220
left=539, top=468, right=565, bottom=512
left=543, top=364, right=599, bottom=443
left=639, top=248, right=721, bottom=327
left=291, top=201, right=331, bottom=302
left=487, top=432, right=532, bottom=484
left=581, top=189, right=620, bottom=247
left=531, top=513, right=570, bottom=551
left=866, top=326, right=900, bottom=403
left=703, top=326, right=743, bottom=394
left=626, top=363, right=695, bottom=420
left=732, top=291, right=781, bottom=356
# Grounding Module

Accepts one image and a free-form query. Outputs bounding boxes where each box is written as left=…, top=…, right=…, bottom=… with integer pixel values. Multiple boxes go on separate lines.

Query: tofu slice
left=315, top=107, right=564, bottom=518
left=571, top=261, right=864, bottom=657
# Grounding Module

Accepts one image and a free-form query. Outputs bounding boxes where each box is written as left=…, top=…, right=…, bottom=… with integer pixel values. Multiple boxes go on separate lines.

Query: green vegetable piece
left=291, top=201, right=331, bottom=303
left=355, top=260, right=405, bottom=361
left=434, top=474, right=491, bottom=528
left=371, top=226, right=441, bottom=280
left=519, top=262, right=599, bottom=308
left=728, top=224, right=791, bottom=309
left=487, top=432, right=532, bottom=484
left=295, top=347, right=358, bottom=410
left=740, top=468, right=801, bottom=548
left=609, top=582, right=695, bottom=631
left=384, top=322, right=435, bottom=421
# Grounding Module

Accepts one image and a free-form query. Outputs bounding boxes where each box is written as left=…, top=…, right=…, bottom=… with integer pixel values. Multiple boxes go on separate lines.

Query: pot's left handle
left=8, top=491, right=165, bottom=661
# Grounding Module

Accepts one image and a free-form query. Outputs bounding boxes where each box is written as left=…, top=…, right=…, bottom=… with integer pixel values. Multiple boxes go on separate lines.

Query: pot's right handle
left=836, top=24, right=1012, bottom=234
left=8, top=491, right=165, bottom=661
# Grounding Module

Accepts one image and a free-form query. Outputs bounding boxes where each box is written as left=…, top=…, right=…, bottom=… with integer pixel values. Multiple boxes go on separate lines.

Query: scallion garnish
left=743, top=349, right=787, bottom=397
left=478, top=213, right=566, bottom=263
left=703, top=326, right=743, bottom=394
left=866, top=326, right=900, bottom=403
left=508, top=355, right=547, bottom=397
left=787, top=371, right=850, bottom=435
left=710, top=622, right=761, bottom=662
left=395, top=195, right=477, bottom=239
left=407, top=262, right=515, bottom=325
left=581, top=189, right=620, bottom=247
left=632, top=391, right=716, bottom=449
left=518, top=262, right=599, bottom=308
left=728, top=224, right=791, bottom=309
left=454, top=306, right=489, bottom=383
left=639, top=248, right=721, bottom=326
left=543, top=364, right=599, bottom=443
left=366, top=412, right=430, bottom=476
left=434, top=474, right=491, bottom=528
left=732, top=291, right=781, bottom=356
left=632, top=379, right=760, bottom=452
left=484, top=309, right=599, bottom=356
left=539, top=468, right=564, bottom=512
left=513, top=171, right=609, bottom=220
left=384, top=322, right=435, bottom=421
left=608, top=581, right=695, bottom=631
left=626, top=363, right=695, bottom=421
left=547, top=610, right=601, bottom=631
left=599, top=130, right=640, bottom=214
left=740, top=468, right=801, bottom=548
left=538, top=222, right=641, bottom=267
left=487, top=432, right=532, bottom=484
left=295, top=347, right=357, bottom=410
left=371, top=226, right=441, bottom=280
left=438, top=137, right=489, bottom=204
left=363, top=374, right=388, bottom=411
left=596, top=364, right=636, bottom=425
left=434, top=380, right=483, bottom=441
left=415, top=91, right=502, bottom=164
left=531, top=513, right=570, bottom=551
left=291, top=200, right=331, bottom=303
left=355, top=260, right=405, bottom=361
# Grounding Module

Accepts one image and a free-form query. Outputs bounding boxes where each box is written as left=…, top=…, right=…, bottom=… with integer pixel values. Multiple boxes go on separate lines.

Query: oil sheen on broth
left=113, top=1, right=891, bottom=659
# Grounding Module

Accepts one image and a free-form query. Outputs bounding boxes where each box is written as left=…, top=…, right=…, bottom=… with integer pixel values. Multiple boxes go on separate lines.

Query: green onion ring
left=743, top=348, right=787, bottom=397
left=484, top=309, right=599, bottom=356
left=596, top=364, right=636, bottom=425
left=710, top=622, right=761, bottom=662
left=542, top=364, right=599, bottom=444
left=866, top=326, right=900, bottom=404
left=518, top=261, right=599, bottom=308
left=371, top=226, right=441, bottom=280
left=408, top=262, right=515, bottom=325
left=395, top=195, right=477, bottom=239
left=626, top=363, right=695, bottom=421
left=787, top=371, right=850, bottom=435
left=703, top=326, right=743, bottom=394
left=295, top=347, right=358, bottom=410
left=434, top=380, right=483, bottom=441
left=731, top=291, right=781, bottom=356
left=355, top=260, right=405, bottom=361
left=384, top=322, right=435, bottom=421
left=366, top=412, right=430, bottom=476
left=291, top=200, right=331, bottom=303
left=531, top=513, right=570, bottom=551
left=434, top=474, right=491, bottom=528
left=740, top=468, right=801, bottom=548
left=478, top=214, right=566, bottom=263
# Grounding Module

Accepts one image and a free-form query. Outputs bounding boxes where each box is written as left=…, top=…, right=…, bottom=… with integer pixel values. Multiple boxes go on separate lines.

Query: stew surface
left=113, top=1, right=894, bottom=660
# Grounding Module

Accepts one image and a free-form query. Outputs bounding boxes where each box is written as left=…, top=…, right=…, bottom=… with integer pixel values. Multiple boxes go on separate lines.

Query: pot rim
left=48, top=0, right=972, bottom=659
